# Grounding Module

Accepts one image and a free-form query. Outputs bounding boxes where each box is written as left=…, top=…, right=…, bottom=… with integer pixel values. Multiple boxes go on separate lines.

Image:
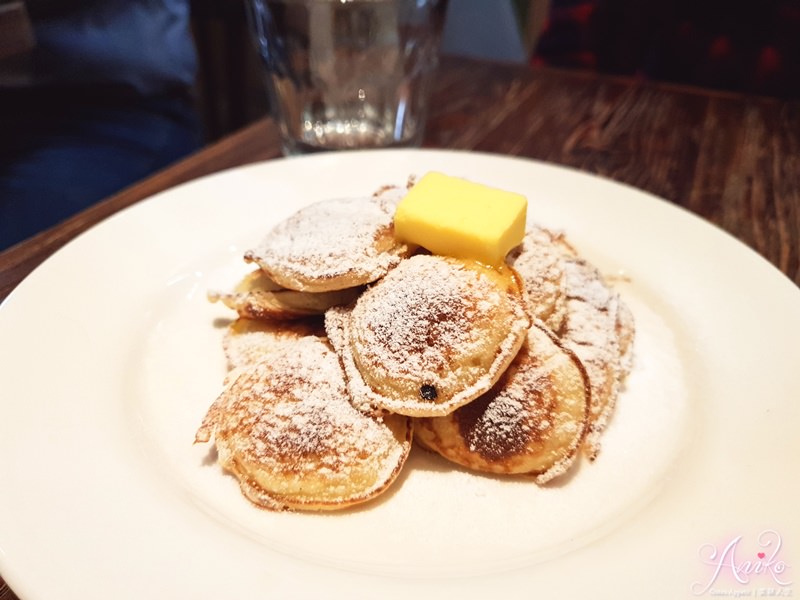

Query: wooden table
left=1, top=56, right=798, bottom=302
left=0, top=55, right=798, bottom=599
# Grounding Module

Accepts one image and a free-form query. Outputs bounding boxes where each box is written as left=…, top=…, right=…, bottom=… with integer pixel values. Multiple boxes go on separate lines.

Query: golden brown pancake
left=554, top=242, right=635, bottom=460
left=506, top=226, right=568, bottom=332
left=325, top=255, right=530, bottom=417
left=414, top=322, right=589, bottom=483
left=243, top=187, right=412, bottom=292
left=208, top=269, right=362, bottom=320
left=508, top=226, right=635, bottom=460
left=195, top=336, right=412, bottom=512
left=221, top=317, right=325, bottom=372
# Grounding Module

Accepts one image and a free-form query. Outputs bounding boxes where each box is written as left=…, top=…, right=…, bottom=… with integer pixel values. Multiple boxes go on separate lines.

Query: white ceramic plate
left=1, top=150, right=798, bottom=600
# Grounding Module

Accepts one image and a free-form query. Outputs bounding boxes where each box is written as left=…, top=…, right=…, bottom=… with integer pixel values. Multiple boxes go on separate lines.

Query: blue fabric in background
left=28, top=0, right=197, bottom=95
left=0, top=0, right=201, bottom=251
left=0, top=95, right=201, bottom=250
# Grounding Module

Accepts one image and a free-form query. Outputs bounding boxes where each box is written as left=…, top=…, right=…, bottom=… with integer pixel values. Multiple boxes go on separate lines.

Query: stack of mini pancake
left=196, top=183, right=635, bottom=511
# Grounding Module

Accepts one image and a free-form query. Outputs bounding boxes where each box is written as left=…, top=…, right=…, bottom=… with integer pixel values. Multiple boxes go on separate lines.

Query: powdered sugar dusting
left=222, top=318, right=324, bottom=371
left=507, top=226, right=568, bottom=331
left=417, top=323, right=588, bottom=482
left=464, top=392, right=530, bottom=458
left=357, top=257, right=502, bottom=379
left=244, top=190, right=410, bottom=291
left=560, top=258, right=624, bottom=399
left=465, top=348, right=584, bottom=482
left=197, top=336, right=410, bottom=509
left=558, top=255, right=634, bottom=457
left=327, top=255, right=529, bottom=417
left=504, top=226, right=635, bottom=459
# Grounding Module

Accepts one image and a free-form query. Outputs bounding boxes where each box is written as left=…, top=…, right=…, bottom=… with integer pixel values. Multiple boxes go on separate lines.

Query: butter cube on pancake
left=394, top=172, right=527, bottom=266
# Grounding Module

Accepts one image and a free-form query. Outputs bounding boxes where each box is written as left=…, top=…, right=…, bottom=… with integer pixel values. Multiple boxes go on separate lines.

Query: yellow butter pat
left=394, top=172, right=527, bottom=266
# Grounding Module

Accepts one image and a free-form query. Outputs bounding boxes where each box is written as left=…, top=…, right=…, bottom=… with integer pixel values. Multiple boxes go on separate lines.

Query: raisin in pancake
left=221, top=317, right=325, bottom=372
left=244, top=187, right=411, bottom=292
left=506, top=226, right=568, bottom=332
left=195, top=336, right=412, bottom=512
left=414, top=323, right=589, bottom=483
left=208, top=269, right=362, bottom=320
left=325, top=255, right=530, bottom=418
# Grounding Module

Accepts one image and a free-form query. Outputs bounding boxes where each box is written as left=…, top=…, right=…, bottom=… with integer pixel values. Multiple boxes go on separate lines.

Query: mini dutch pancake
left=325, top=254, right=530, bottom=418
left=509, top=226, right=635, bottom=460
left=208, top=268, right=362, bottom=320
left=556, top=252, right=635, bottom=460
left=221, top=317, right=325, bottom=372
left=506, top=226, right=569, bottom=332
left=414, top=323, right=589, bottom=483
left=195, top=336, right=412, bottom=512
left=243, top=187, right=412, bottom=292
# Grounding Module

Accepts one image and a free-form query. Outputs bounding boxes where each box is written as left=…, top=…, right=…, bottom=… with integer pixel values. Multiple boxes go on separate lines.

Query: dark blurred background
left=193, top=0, right=800, bottom=143
left=1, top=0, right=797, bottom=250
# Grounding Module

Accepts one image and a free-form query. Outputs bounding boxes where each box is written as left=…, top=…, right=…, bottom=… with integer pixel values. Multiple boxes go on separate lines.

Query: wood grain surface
left=0, top=55, right=798, bottom=599
left=1, top=57, right=798, bottom=305
left=423, top=59, right=800, bottom=285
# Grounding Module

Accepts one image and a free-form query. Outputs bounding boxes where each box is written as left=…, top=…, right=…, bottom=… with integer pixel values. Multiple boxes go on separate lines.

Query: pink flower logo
left=691, top=529, right=792, bottom=596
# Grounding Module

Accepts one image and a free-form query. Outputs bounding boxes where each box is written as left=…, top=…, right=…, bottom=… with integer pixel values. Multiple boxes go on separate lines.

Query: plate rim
left=1, top=148, right=799, bottom=600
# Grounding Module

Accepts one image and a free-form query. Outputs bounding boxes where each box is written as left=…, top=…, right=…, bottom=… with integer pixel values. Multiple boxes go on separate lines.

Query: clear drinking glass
left=245, top=0, right=449, bottom=154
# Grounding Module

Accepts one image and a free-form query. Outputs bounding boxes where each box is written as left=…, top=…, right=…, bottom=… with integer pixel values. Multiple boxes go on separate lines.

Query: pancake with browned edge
left=195, top=336, right=412, bottom=511
left=326, top=254, right=530, bottom=417
left=414, top=322, right=589, bottom=483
